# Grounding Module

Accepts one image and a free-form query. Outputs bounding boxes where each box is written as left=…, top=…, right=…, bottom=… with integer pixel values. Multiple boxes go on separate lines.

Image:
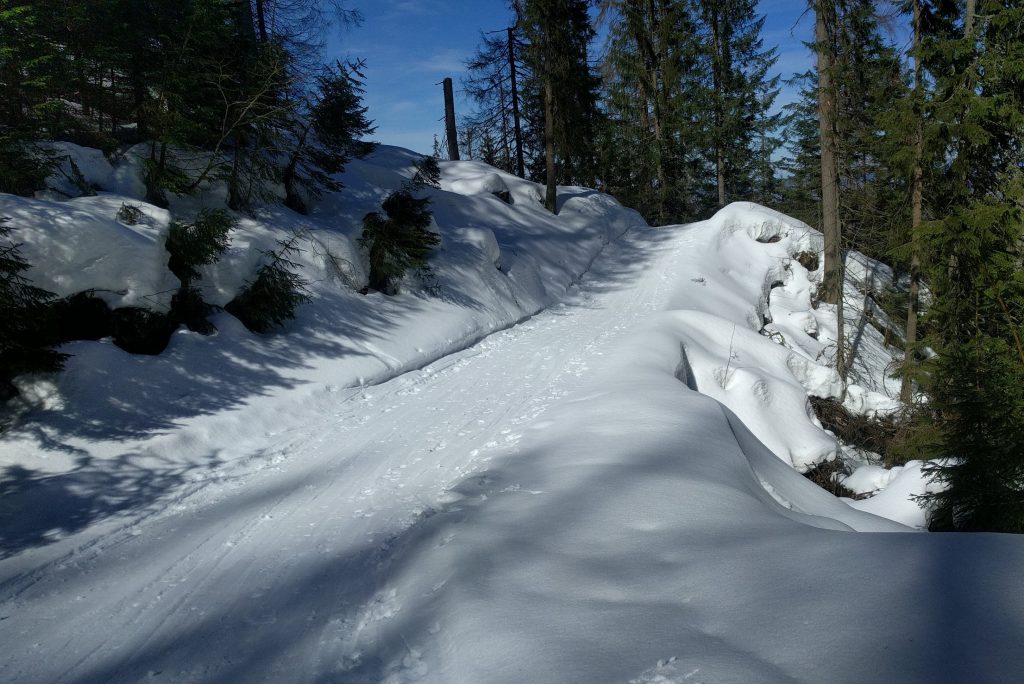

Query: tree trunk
left=508, top=28, right=525, bottom=178
left=443, top=78, right=460, bottom=161
left=711, top=9, right=726, bottom=207
left=817, top=2, right=845, bottom=379
left=544, top=80, right=557, bottom=214
left=255, top=0, right=268, bottom=43
left=901, top=0, right=924, bottom=403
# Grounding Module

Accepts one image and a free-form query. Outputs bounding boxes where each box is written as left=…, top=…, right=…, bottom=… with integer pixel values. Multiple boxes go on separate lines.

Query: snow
left=842, top=461, right=943, bottom=529
left=2, top=147, right=1023, bottom=682
left=0, top=193, right=179, bottom=309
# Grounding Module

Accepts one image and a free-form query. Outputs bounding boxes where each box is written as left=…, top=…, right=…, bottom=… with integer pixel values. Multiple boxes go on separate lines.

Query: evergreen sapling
left=0, top=218, right=65, bottom=399
left=359, top=156, right=441, bottom=295
left=226, top=235, right=312, bottom=333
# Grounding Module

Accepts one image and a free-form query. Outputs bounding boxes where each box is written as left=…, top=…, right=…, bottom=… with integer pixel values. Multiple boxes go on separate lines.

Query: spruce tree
left=226, top=235, right=311, bottom=333
left=281, top=60, right=375, bottom=214
left=917, top=1, right=1024, bottom=532
left=463, top=26, right=528, bottom=176
left=520, top=0, right=601, bottom=213
left=599, top=0, right=701, bottom=223
left=0, top=219, right=64, bottom=399
left=359, top=158, right=441, bottom=295
left=695, top=0, right=780, bottom=210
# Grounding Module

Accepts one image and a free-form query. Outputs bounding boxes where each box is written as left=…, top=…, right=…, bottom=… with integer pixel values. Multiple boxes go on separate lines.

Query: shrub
left=360, top=190, right=439, bottom=294
left=165, top=208, right=235, bottom=333
left=116, top=203, right=144, bottom=225
left=359, top=156, right=441, bottom=295
left=0, top=219, right=65, bottom=399
left=0, top=132, right=54, bottom=197
left=809, top=395, right=901, bottom=460
left=226, top=236, right=311, bottom=333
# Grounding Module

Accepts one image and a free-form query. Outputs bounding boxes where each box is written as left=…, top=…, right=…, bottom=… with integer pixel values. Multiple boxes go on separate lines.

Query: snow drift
left=1, top=147, right=1022, bottom=683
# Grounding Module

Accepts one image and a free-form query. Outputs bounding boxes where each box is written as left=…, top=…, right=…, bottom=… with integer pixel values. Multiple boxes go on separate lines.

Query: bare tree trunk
left=443, top=78, right=460, bottom=161
left=711, top=9, right=726, bottom=207
left=544, top=80, right=557, bottom=214
left=508, top=28, right=525, bottom=178
left=965, top=0, right=976, bottom=36
left=817, top=2, right=845, bottom=379
left=901, top=0, right=924, bottom=403
left=255, top=0, right=268, bottom=43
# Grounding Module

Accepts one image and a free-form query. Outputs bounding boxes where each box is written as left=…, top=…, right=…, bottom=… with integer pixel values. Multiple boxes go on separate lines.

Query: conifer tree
left=226, top=235, right=311, bottom=333
left=520, top=0, right=601, bottom=213
left=280, top=60, right=375, bottom=214
left=599, top=0, right=701, bottom=223
left=359, top=158, right=441, bottom=294
left=463, top=26, right=529, bottom=176
left=916, top=1, right=1024, bottom=532
left=696, top=0, right=780, bottom=209
left=0, top=219, right=64, bottom=399
left=0, top=2, right=60, bottom=194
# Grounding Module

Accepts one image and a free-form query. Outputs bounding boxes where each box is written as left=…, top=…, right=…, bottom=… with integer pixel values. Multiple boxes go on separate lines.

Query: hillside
left=1, top=147, right=1022, bottom=682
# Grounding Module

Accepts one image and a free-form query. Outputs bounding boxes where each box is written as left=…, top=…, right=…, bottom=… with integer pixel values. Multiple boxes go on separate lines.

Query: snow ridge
left=2, top=153, right=1023, bottom=682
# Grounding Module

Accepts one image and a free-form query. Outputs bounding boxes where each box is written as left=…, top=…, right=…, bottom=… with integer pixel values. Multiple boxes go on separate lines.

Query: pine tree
left=695, top=0, right=780, bottom=210
left=226, top=235, right=311, bottom=332
left=0, top=2, right=60, bottom=194
left=359, top=158, right=441, bottom=295
left=917, top=1, right=1024, bottom=532
left=815, top=0, right=845, bottom=379
left=281, top=60, right=375, bottom=214
left=165, top=209, right=235, bottom=333
left=463, top=26, right=528, bottom=176
left=0, top=218, right=64, bottom=399
left=520, top=0, right=601, bottom=213
left=599, top=0, right=701, bottom=223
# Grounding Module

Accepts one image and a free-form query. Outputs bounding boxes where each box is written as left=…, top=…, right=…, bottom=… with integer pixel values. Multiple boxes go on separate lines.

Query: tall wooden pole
left=443, top=77, right=460, bottom=161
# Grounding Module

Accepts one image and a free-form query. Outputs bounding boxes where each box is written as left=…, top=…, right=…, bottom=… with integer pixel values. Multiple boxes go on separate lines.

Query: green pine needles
left=226, top=236, right=311, bottom=333
left=0, top=218, right=65, bottom=399
left=165, top=209, right=235, bottom=333
left=359, top=158, right=441, bottom=295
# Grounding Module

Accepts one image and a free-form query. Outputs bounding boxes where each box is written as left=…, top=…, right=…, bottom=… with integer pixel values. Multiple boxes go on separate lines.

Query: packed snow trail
left=1, top=222, right=685, bottom=682
left=3, top=193, right=1024, bottom=681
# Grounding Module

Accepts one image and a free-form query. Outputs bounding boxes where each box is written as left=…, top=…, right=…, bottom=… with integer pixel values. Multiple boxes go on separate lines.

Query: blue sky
left=329, top=1, right=822, bottom=156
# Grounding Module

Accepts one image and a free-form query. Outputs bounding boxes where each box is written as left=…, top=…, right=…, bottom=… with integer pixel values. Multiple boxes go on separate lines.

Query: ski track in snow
left=4, top=186, right=1023, bottom=682
left=0, top=224, right=687, bottom=683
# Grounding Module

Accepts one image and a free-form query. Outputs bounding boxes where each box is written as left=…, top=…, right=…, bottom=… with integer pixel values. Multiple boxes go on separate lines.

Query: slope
left=0, top=152, right=1022, bottom=682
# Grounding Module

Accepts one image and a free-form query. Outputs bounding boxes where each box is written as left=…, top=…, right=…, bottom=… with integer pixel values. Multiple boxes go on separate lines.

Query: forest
left=1, top=0, right=1023, bottom=536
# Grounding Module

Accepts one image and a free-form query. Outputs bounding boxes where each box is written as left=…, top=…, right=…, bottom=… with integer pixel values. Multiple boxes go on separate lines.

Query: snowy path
left=0, top=226, right=685, bottom=682
left=4, top=205, right=1024, bottom=683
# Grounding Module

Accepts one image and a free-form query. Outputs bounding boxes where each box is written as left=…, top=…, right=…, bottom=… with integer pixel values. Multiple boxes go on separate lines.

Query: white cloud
left=414, top=48, right=468, bottom=75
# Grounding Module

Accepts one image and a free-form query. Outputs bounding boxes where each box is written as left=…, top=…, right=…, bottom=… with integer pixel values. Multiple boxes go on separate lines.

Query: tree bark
left=901, top=0, right=924, bottom=403
left=255, top=0, right=268, bottom=43
left=544, top=80, right=557, bottom=213
left=443, top=78, right=460, bottom=160
left=817, top=2, right=845, bottom=379
left=711, top=8, right=726, bottom=207
left=508, top=28, right=525, bottom=178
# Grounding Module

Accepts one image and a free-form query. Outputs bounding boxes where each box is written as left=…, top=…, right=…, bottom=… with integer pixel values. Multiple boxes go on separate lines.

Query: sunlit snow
left=1, top=146, right=1022, bottom=682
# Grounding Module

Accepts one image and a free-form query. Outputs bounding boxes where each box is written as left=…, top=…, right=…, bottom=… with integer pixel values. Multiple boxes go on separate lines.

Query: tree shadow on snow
left=5, top=299, right=399, bottom=445
left=0, top=453, right=209, bottom=560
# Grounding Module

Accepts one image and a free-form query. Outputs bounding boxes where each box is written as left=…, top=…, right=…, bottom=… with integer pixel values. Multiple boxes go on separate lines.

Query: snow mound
left=4, top=150, right=1009, bottom=683
left=0, top=193, right=179, bottom=309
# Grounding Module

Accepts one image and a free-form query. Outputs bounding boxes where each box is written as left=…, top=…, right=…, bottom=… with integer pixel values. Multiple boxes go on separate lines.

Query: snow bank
left=330, top=307, right=1024, bottom=684
left=3, top=149, right=1004, bottom=684
left=0, top=193, right=179, bottom=309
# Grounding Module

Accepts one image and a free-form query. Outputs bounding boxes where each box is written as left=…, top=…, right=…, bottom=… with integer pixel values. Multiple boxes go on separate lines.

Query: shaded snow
left=1, top=149, right=1021, bottom=683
